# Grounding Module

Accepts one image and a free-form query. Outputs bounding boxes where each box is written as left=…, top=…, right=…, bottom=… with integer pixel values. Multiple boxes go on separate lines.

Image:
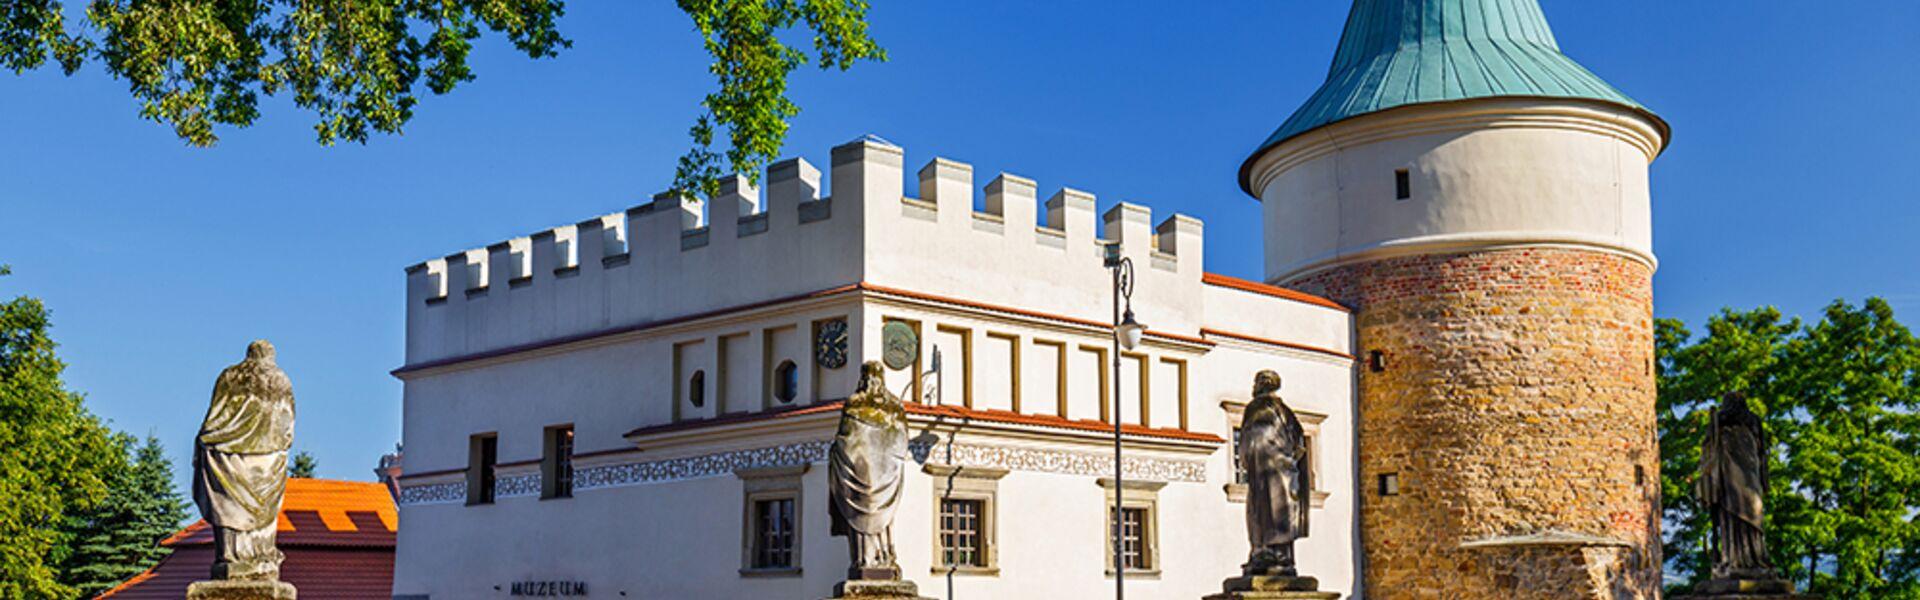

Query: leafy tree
left=1658, top=299, right=1920, bottom=598
left=2, top=0, right=884, bottom=195
left=57, top=435, right=190, bottom=599
left=289, top=450, right=318, bottom=479
left=0, top=270, right=122, bottom=599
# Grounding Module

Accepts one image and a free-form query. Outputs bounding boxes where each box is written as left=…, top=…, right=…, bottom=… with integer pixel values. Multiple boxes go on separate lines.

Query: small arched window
left=774, top=360, right=799, bottom=404
left=689, top=370, right=706, bottom=408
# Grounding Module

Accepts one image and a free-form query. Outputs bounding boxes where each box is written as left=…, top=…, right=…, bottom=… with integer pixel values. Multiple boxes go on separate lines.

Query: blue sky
left=2, top=1, right=1916, bottom=489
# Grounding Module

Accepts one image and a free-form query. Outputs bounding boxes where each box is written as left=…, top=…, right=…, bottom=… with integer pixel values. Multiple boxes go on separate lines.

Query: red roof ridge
left=1202, top=273, right=1349, bottom=312
left=95, top=564, right=160, bottom=598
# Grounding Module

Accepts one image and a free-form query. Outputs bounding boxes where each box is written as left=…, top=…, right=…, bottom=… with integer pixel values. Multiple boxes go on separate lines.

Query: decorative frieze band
left=574, top=441, right=831, bottom=492
left=398, top=439, right=1206, bottom=506
left=399, top=482, right=465, bottom=506
left=497, top=474, right=541, bottom=499
left=909, top=441, right=1207, bottom=483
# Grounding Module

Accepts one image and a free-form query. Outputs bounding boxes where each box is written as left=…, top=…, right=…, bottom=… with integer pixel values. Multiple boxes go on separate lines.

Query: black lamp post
left=1105, top=242, right=1146, bottom=599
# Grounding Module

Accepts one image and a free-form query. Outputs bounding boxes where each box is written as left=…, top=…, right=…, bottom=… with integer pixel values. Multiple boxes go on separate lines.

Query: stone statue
left=1207, top=370, right=1336, bottom=600
left=1243, top=370, right=1312, bottom=575
left=1690, top=392, right=1801, bottom=597
left=189, top=341, right=297, bottom=599
left=825, top=361, right=928, bottom=600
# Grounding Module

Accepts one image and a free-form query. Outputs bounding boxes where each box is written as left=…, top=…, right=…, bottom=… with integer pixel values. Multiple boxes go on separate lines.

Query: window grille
left=1113, top=507, right=1151, bottom=570
left=751, top=498, right=796, bottom=569
left=939, top=499, right=986, bottom=568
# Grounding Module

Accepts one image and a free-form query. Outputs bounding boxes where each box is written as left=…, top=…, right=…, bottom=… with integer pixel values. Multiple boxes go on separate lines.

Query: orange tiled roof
left=103, top=478, right=396, bottom=599
left=1202, top=273, right=1350, bottom=312
left=158, top=478, right=397, bottom=548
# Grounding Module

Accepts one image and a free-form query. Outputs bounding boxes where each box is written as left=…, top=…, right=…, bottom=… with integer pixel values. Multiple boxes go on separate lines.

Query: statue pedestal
left=186, top=579, right=297, bottom=600
left=1675, top=577, right=1819, bottom=600
left=1203, top=575, right=1340, bottom=600
left=823, top=578, right=933, bottom=600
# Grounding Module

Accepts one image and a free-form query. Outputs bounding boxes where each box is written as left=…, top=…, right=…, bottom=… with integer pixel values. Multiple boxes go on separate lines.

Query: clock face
left=814, top=319, right=849, bottom=369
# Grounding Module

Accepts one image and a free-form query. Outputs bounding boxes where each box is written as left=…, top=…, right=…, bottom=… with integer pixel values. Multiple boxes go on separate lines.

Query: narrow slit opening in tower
left=1394, top=169, right=1411, bottom=200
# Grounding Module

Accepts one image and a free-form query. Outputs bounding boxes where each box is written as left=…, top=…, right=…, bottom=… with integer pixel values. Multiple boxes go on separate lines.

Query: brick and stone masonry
left=1287, top=247, right=1661, bottom=599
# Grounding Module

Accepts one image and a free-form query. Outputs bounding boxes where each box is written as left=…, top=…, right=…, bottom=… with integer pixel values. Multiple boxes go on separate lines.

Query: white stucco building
left=390, top=139, right=1358, bottom=598
left=391, top=1, right=1669, bottom=598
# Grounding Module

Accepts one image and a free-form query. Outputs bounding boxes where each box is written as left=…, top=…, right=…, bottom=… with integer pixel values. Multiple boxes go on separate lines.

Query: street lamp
left=1104, top=242, right=1144, bottom=600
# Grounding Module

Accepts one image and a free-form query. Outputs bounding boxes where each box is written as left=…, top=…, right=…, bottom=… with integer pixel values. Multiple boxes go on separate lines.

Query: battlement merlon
left=402, top=137, right=1210, bottom=366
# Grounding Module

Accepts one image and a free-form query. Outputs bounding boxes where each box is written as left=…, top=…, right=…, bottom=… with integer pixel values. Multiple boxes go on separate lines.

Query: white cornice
left=1245, top=98, right=1668, bottom=199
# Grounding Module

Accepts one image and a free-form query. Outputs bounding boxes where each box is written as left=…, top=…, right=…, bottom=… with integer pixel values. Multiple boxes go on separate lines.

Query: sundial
left=881, top=322, right=918, bottom=371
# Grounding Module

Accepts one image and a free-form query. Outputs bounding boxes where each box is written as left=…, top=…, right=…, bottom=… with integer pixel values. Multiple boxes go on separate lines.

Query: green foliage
left=673, top=0, right=885, bottom=197
left=289, top=449, right=317, bottom=478
left=57, top=435, right=189, bottom=598
left=81, top=0, right=570, bottom=147
left=1, top=1, right=86, bottom=74
left=1659, top=299, right=1920, bottom=598
left=4, top=1, right=884, bottom=195
left=0, top=291, right=121, bottom=599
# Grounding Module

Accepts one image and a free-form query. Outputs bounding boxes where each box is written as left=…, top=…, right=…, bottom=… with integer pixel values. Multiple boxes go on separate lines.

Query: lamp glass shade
left=1117, top=312, right=1146, bottom=350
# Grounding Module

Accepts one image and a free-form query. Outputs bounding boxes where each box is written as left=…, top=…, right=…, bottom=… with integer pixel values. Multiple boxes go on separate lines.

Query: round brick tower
left=1240, top=1, right=1670, bottom=598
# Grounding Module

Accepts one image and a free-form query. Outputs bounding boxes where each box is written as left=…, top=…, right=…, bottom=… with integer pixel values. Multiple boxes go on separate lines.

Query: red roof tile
left=1202, top=273, right=1350, bottom=312
left=100, top=479, right=395, bottom=599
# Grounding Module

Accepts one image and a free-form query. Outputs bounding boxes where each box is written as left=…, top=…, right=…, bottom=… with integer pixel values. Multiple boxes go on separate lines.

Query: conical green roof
left=1240, top=0, right=1662, bottom=193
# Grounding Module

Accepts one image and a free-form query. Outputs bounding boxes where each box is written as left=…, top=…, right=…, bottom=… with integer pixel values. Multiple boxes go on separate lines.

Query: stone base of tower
left=1284, top=247, right=1663, bottom=599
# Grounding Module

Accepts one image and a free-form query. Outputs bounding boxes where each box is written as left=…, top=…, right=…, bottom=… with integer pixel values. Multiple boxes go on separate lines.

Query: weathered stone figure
left=189, top=340, right=297, bottom=599
left=1243, top=370, right=1312, bottom=576
left=1699, top=393, right=1771, bottom=578
left=1206, top=370, right=1336, bottom=600
left=828, top=362, right=912, bottom=585
left=1687, top=392, right=1807, bottom=598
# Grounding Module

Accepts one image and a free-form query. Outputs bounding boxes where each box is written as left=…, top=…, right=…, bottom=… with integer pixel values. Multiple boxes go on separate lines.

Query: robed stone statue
left=1207, top=371, right=1336, bottom=599
left=1693, top=392, right=1797, bottom=596
left=191, top=340, right=297, bottom=597
left=1242, top=370, right=1312, bottom=576
left=824, top=361, right=929, bottom=599
left=829, top=361, right=910, bottom=579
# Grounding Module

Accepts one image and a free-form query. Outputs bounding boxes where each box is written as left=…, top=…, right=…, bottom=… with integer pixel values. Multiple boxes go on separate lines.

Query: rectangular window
left=738, top=466, right=805, bottom=576
left=1113, top=507, right=1152, bottom=570
left=750, top=498, right=796, bottom=569
left=467, top=434, right=497, bottom=506
left=1395, top=169, right=1411, bottom=200
left=939, top=499, right=987, bottom=568
left=542, top=425, right=574, bottom=499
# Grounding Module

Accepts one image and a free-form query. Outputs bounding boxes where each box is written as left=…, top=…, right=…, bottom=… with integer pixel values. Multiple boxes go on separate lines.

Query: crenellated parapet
left=403, top=136, right=1207, bottom=367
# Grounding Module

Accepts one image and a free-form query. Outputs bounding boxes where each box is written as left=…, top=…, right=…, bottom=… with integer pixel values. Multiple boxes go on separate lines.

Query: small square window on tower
left=1394, top=169, right=1411, bottom=200
left=1378, top=472, right=1401, bottom=497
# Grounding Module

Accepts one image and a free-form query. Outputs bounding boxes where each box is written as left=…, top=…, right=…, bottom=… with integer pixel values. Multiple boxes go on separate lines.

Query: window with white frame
left=939, top=498, right=986, bottom=567
left=737, top=465, right=806, bottom=576
left=1099, top=478, right=1163, bottom=575
left=1114, top=506, right=1151, bottom=570
left=927, top=464, right=1004, bottom=574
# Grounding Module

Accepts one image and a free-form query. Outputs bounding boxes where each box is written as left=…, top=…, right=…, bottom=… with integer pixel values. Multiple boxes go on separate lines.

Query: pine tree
left=57, top=435, right=190, bottom=598
left=289, top=450, right=318, bottom=479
